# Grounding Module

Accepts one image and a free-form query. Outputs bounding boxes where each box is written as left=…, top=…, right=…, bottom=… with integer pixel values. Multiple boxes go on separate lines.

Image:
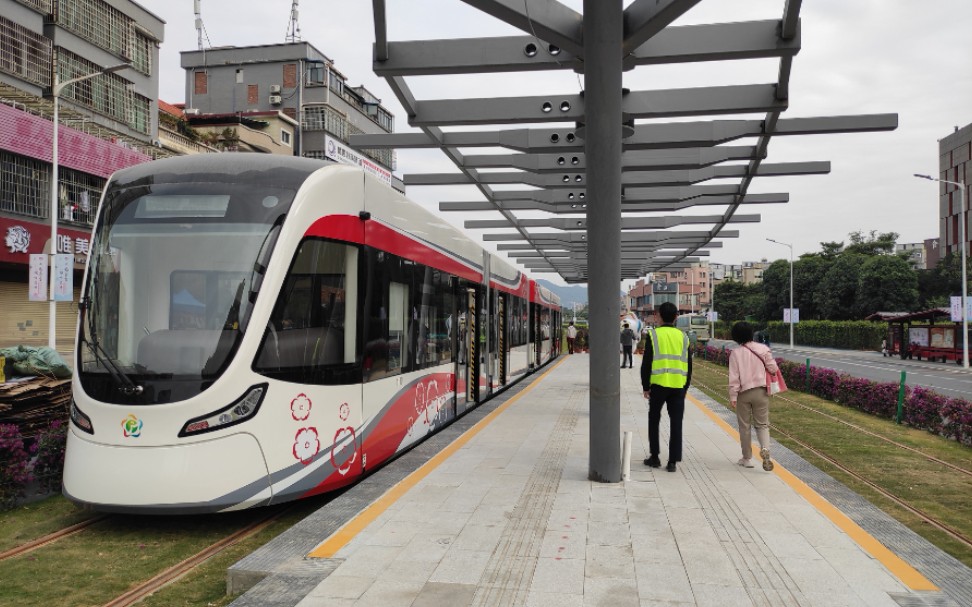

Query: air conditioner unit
left=183, top=108, right=199, bottom=115
left=269, top=95, right=282, bottom=105
left=269, top=84, right=281, bottom=94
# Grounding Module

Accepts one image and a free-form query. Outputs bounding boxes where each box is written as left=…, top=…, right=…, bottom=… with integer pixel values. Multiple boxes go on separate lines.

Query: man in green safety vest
left=640, top=302, right=692, bottom=472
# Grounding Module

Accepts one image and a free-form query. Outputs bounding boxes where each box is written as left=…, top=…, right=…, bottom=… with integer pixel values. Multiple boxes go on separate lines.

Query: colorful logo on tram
left=121, top=414, right=143, bottom=437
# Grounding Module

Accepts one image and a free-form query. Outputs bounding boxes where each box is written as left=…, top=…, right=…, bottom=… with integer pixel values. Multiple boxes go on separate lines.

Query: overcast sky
left=137, top=0, right=971, bottom=284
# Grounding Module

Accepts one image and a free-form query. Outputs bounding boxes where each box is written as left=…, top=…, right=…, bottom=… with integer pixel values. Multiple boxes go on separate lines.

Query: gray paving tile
left=586, top=518, right=631, bottom=546
left=429, top=549, right=492, bottom=585
left=634, top=560, right=695, bottom=603
left=585, top=576, right=641, bottom=607
left=354, top=577, right=426, bottom=607
left=531, top=556, right=585, bottom=595
left=540, top=528, right=587, bottom=560
left=525, top=591, right=585, bottom=607
left=586, top=544, right=635, bottom=580
left=411, top=582, right=478, bottom=607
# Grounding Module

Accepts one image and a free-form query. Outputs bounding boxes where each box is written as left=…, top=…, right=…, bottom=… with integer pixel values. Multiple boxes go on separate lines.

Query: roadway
left=708, top=339, right=972, bottom=401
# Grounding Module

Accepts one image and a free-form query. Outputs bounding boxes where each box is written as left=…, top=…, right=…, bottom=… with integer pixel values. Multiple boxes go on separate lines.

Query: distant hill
left=537, top=280, right=588, bottom=308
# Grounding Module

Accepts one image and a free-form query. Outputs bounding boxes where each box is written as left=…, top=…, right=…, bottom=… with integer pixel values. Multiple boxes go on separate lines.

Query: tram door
left=456, top=283, right=481, bottom=414
left=497, top=293, right=507, bottom=388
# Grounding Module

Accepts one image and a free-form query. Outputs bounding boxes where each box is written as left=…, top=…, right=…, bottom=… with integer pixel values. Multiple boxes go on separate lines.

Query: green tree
left=918, top=252, right=972, bottom=309
left=845, top=230, right=899, bottom=256
left=714, top=280, right=765, bottom=322
left=760, top=260, right=791, bottom=321
left=816, top=253, right=867, bottom=320
left=856, top=255, right=918, bottom=315
left=793, top=255, right=833, bottom=319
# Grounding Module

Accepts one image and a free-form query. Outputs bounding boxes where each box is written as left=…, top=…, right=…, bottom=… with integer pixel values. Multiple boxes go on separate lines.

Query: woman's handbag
left=766, top=369, right=787, bottom=395
left=743, top=344, right=787, bottom=395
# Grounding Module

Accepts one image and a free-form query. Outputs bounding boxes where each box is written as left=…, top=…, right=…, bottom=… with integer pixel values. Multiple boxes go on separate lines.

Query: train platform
left=226, top=354, right=972, bottom=607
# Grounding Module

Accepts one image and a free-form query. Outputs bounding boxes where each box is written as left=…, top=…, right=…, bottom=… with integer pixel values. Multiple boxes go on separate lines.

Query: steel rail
left=697, top=361, right=972, bottom=479
left=692, top=374, right=972, bottom=551
left=102, top=508, right=288, bottom=607
left=0, top=515, right=107, bottom=562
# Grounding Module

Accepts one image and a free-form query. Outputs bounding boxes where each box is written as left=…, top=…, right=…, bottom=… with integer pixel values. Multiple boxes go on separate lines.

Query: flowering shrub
left=695, top=344, right=972, bottom=447
left=0, top=424, right=33, bottom=509
left=32, top=419, right=68, bottom=494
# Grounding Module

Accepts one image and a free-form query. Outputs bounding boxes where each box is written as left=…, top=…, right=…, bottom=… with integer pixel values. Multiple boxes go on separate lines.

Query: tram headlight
left=70, top=400, right=94, bottom=434
left=178, top=384, right=267, bottom=437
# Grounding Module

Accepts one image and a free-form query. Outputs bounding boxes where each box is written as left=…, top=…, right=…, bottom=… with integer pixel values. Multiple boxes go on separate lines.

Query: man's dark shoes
left=666, top=461, right=677, bottom=472
left=644, top=455, right=661, bottom=468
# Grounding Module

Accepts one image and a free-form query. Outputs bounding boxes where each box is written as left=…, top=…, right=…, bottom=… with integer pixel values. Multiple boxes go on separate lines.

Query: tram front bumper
left=63, top=429, right=272, bottom=514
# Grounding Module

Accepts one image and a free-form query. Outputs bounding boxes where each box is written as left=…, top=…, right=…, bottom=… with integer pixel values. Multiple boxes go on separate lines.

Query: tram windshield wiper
left=81, top=284, right=143, bottom=397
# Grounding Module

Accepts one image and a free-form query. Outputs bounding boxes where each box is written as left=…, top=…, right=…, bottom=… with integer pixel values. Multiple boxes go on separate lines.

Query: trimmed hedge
left=712, top=320, right=888, bottom=350
left=694, top=344, right=972, bottom=447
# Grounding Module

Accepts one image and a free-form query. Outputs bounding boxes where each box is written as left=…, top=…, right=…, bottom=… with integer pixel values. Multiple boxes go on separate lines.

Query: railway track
left=0, top=515, right=107, bottom=562
left=692, top=362, right=972, bottom=553
left=696, top=362, right=972, bottom=478
left=102, top=507, right=288, bottom=607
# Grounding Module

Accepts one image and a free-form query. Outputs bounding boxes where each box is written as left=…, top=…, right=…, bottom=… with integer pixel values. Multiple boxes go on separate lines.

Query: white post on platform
left=915, top=173, right=968, bottom=369
left=766, top=238, right=794, bottom=349
left=621, top=431, right=632, bottom=481
left=48, top=63, right=130, bottom=349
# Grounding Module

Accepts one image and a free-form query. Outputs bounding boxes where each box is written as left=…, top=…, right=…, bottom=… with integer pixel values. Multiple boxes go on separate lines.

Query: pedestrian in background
left=728, top=321, right=777, bottom=471
left=566, top=322, right=577, bottom=354
left=620, top=322, right=636, bottom=368
left=640, top=302, right=692, bottom=472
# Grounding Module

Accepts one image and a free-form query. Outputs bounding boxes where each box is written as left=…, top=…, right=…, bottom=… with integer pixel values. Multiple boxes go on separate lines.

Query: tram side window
left=253, top=239, right=358, bottom=384
left=363, top=250, right=455, bottom=382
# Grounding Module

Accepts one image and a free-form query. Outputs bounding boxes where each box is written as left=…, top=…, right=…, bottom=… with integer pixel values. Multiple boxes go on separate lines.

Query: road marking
left=687, top=392, right=938, bottom=592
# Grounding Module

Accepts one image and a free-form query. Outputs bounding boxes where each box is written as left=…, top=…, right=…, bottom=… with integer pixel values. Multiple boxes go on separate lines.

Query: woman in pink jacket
left=728, top=322, right=779, bottom=471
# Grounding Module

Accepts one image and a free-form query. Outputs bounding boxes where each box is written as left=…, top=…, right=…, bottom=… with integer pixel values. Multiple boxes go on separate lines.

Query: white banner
left=53, top=253, right=74, bottom=301
left=29, top=254, right=47, bottom=301
left=783, top=308, right=800, bottom=324
left=706, top=311, right=718, bottom=321
left=950, top=296, right=972, bottom=321
left=325, top=135, right=392, bottom=186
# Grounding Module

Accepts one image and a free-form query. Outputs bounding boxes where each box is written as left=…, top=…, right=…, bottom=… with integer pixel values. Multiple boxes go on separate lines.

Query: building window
left=281, top=130, right=291, bottom=146
left=0, top=151, right=49, bottom=219
left=131, top=31, right=152, bottom=75
left=56, top=0, right=133, bottom=59
left=0, top=15, right=51, bottom=87
left=235, top=68, right=244, bottom=83
left=57, top=49, right=139, bottom=129
left=194, top=71, right=208, bottom=95
left=247, top=84, right=258, bottom=105
left=58, top=166, right=105, bottom=226
left=283, top=63, right=297, bottom=89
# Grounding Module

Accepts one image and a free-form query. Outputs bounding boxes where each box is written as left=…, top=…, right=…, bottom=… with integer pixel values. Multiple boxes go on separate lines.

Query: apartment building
left=180, top=42, right=399, bottom=188
left=0, top=0, right=164, bottom=351
left=938, top=123, right=971, bottom=261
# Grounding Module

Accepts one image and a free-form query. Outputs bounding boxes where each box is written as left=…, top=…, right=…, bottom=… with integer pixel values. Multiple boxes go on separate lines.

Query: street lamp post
left=49, top=63, right=130, bottom=349
left=915, top=173, right=968, bottom=369
left=766, top=238, right=794, bottom=349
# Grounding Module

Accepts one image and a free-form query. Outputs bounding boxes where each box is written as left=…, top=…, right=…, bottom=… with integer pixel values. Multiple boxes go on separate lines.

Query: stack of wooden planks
left=0, top=377, right=71, bottom=438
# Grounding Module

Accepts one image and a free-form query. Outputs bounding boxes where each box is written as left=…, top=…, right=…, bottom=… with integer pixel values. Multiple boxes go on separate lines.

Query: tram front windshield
left=79, top=179, right=295, bottom=404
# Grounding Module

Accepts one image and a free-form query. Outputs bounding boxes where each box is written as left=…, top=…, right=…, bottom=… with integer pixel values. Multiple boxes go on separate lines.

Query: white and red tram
left=63, top=155, right=560, bottom=513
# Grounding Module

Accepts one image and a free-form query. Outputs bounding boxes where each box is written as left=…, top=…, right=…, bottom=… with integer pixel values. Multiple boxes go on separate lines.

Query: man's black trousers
left=648, top=385, right=685, bottom=463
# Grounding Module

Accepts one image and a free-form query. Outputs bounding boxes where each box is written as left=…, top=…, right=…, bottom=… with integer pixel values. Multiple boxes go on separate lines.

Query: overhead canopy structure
left=355, top=0, right=897, bottom=483
left=354, top=0, right=897, bottom=283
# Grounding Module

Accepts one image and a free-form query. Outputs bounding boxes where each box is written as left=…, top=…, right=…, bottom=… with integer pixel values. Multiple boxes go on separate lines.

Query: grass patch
left=693, top=359, right=972, bottom=569
left=0, top=496, right=96, bottom=553
left=0, top=495, right=331, bottom=607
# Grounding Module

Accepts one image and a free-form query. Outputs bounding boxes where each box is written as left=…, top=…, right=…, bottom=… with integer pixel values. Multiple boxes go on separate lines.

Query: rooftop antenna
left=285, top=0, right=301, bottom=43
left=194, top=0, right=206, bottom=50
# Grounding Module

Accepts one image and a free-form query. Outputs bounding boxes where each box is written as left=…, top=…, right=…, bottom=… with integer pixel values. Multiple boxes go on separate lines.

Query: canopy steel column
left=586, top=0, right=623, bottom=483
